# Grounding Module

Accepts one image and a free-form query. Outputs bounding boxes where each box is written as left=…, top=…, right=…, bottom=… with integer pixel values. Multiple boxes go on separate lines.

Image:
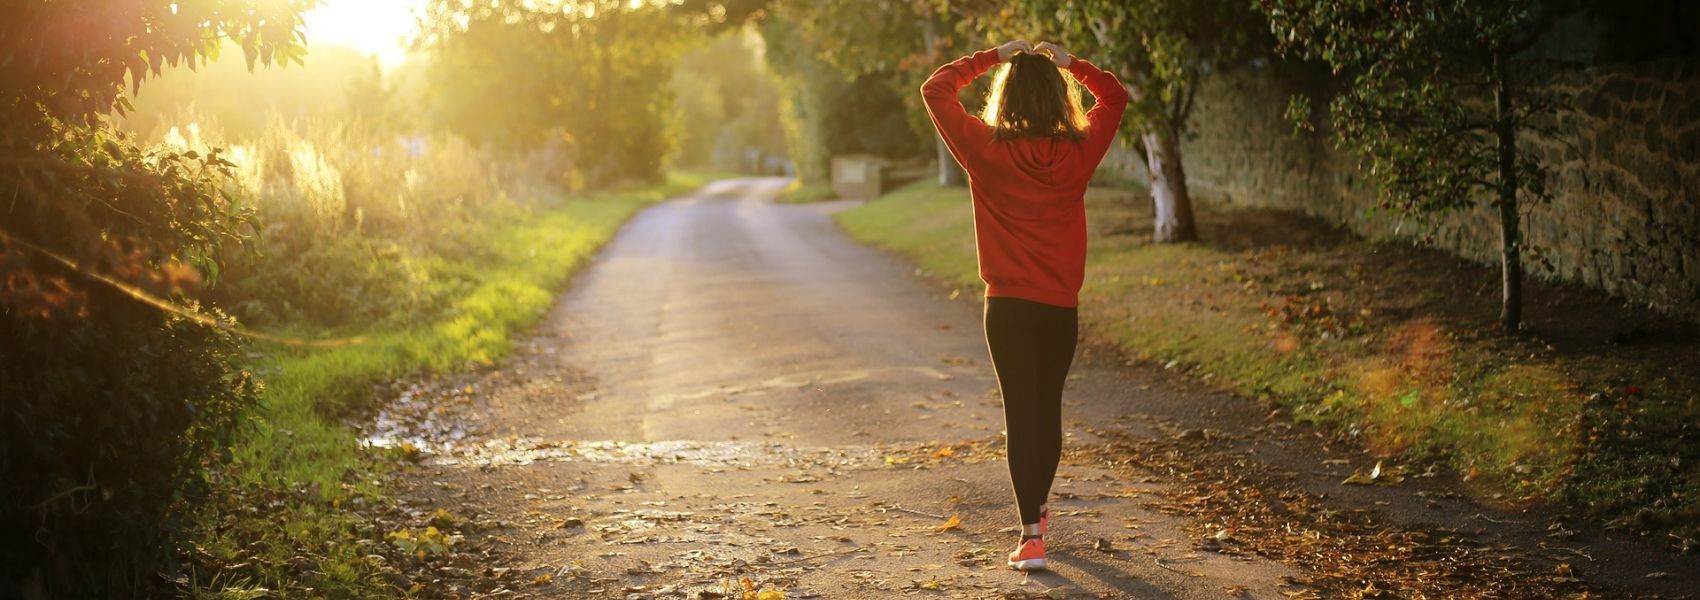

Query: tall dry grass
left=151, top=114, right=571, bottom=329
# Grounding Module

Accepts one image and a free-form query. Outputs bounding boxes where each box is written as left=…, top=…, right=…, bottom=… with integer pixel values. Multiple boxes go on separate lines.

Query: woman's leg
left=985, top=297, right=1060, bottom=526
left=1034, top=300, right=1079, bottom=416
left=1028, top=304, right=1078, bottom=518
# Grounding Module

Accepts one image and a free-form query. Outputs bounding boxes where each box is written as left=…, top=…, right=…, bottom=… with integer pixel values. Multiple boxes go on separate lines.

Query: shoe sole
left=1008, top=558, right=1048, bottom=571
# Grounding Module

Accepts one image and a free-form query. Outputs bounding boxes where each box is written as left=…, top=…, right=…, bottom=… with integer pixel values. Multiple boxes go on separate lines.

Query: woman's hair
left=979, top=51, right=1089, bottom=141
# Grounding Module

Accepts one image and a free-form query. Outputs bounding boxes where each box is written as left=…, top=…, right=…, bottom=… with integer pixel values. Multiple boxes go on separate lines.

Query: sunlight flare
left=302, top=0, right=426, bottom=67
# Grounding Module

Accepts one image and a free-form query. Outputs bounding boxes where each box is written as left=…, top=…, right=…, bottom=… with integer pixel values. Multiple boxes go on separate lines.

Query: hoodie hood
left=1003, top=136, right=1084, bottom=188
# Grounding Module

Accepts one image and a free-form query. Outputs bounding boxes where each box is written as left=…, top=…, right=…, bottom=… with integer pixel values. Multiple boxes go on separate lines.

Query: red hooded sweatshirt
left=921, top=49, right=1129, bottom=308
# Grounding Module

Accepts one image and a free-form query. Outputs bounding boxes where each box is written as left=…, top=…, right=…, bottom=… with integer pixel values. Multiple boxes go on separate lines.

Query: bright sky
left=302, top=0, right=428, bottom=68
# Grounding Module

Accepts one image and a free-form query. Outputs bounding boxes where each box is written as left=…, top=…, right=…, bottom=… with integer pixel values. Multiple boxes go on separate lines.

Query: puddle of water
left=362, top=380, right=473, bottom=453
left=360, top=364, right=988, bottom=470
left=428, top=438, right=879, bottom=468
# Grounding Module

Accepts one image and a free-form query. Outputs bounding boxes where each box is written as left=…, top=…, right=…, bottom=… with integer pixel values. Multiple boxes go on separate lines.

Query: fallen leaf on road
left=728, top=576, right=787, bottom=600
left=1342, top=466, right=1376, bottom=486
left=909, top=578, right=946, bottom=591
left=388, top=526, right=458, bottom=558
left=1341, top=460, right=1404, bottom=486
left=429, top=508, right=461, bottom=529
left=935, top=514, right=962, bottom=532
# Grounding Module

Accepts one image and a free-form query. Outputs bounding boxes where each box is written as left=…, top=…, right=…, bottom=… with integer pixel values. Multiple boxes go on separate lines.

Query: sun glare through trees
left=303, top=0, right=427, bottom=68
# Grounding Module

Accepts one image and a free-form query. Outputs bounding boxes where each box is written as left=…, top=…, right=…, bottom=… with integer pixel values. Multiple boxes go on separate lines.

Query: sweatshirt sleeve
left=920, top=49, right=1002, bottom=173
left=1066, top=57, right=1131, bottom=167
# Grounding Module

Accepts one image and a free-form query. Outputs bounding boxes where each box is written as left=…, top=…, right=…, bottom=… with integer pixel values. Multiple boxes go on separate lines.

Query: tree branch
left=1172, top=72, right=1199, bottom=131
left=1505, top=4, right=1562, bottom=55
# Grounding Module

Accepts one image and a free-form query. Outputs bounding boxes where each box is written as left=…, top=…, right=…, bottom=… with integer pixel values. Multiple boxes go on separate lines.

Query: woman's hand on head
left=1035, top=42, right=1072, bottom=68
left=996, top=40, right=1034, bottom=62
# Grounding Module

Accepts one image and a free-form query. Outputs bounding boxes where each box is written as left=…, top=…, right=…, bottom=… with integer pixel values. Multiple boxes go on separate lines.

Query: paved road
left=397, top=178, right=1298, bottom=598
left=392, top=178, right=1700, bottom=599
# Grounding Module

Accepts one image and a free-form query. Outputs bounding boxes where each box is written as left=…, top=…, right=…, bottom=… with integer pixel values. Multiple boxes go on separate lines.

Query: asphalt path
left=392, top=178, right=1700, bottom=599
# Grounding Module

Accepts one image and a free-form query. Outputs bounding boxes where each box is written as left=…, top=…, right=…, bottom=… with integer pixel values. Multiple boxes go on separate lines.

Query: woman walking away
left=920, top=40, right=1129, bottom=571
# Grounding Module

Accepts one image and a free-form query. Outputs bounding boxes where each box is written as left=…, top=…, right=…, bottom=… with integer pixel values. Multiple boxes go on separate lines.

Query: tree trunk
left=1083, top=22, right=1196, bottom=241
left=1142, top=129, right=1198, bottom=243
left=1493, top=51, right=1523, bottom=331
left=935, top=134, right=965, bottom=186
left=921, top=17, right=966, bottom=187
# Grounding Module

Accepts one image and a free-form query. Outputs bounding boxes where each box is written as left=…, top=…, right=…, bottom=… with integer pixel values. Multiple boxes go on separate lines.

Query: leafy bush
left=0, top=2, right=310, bottom=596
left=0, top=302, right=260, bottom=596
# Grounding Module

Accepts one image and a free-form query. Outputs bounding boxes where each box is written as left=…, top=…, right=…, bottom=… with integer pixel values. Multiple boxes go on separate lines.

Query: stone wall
left=1112, top=59, right=1700, bottom=320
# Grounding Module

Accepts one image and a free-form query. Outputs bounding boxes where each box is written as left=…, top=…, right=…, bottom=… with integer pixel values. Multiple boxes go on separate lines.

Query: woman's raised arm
left=1061, top=50, right=1131, bottom=167
left=920, top=41, right=1029, bottom=171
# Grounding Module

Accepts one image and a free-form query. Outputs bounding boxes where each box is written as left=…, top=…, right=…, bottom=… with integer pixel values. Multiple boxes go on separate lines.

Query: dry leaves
left=1075, top=429, right=1594, bottom=598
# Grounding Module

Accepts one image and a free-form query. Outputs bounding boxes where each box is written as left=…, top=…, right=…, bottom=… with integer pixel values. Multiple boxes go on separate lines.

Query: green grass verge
left=184, top=172, right=718, bottom=598
left=836, top=180, right=1699, bottom=544
left=774, top=179, right=838, bottom=204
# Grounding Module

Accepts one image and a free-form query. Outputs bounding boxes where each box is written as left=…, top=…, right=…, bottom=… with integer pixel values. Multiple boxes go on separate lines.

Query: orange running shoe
left=1007, top=537, right=1048, bottom=571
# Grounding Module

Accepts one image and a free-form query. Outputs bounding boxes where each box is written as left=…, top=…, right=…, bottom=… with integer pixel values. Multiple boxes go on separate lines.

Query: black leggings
left=983, top=296, right=1078, bottom=525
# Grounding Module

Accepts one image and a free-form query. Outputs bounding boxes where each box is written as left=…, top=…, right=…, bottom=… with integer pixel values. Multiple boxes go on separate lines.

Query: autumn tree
left=756, top=15, right=843, bottom=184
left=780, top=0, right=972, bottom=186
left=670, top=31, right=789, bottom=171
left=757, top=11, right=927, bottom=185
left=419, top=0, right=690, bottom=186
left=976, top=0, right=1269, bottom=242
left=680, top=0, right=945, bottom=185
left=1262, top=0, right=1571, bottom=330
